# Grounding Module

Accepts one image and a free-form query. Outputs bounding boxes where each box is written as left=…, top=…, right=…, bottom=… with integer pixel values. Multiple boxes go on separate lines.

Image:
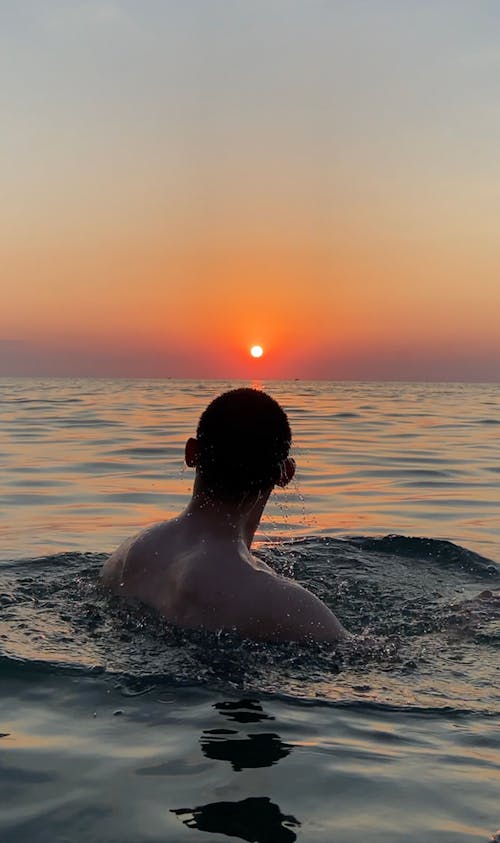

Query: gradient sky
left=1, top=0, right=499, bottom=380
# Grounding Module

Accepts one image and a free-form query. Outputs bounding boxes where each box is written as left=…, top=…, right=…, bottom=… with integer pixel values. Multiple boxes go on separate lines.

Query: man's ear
left=185, top=437, right=198, bottom=467
left=276, top=456, right=296, bottom=487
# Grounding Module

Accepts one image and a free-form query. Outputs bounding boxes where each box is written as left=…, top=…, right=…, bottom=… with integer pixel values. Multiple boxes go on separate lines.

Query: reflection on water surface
left=1, top=378, right=500, bottom=560
left=172, top=797, right=300, bottom=842
left=1, top=379, right=499, bottom=842
left=173, top=699, right=299, bottom=842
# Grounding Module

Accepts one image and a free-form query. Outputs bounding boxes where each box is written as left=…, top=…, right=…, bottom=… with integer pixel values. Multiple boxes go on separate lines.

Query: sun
left=250, top=345, right=264, bottom=358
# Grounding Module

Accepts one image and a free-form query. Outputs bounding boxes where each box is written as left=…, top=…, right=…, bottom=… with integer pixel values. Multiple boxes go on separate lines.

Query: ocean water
left=0, top=378, right=499, bottom=843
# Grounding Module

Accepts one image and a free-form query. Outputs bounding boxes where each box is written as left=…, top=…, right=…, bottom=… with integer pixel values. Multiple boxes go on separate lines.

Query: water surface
left=1, top=378, right=500, bottom=560
left=1, top=379, right=499, bottom=842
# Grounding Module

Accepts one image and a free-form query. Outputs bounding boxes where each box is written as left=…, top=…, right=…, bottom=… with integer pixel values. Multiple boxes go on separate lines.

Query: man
left=101, top=388, right=346, bottom=643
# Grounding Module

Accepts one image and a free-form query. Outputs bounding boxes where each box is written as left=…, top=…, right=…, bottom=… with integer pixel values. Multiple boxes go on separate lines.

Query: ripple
left=0, top=538, right=498, bottom=714
left=111, top=446, right=176, bottom=457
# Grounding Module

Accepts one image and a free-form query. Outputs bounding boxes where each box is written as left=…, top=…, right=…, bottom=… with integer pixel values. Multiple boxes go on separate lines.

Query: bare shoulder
left=100, top=534, right=136, bottom=589
left=100, top=521, right=172, bottom=591
left=238, top=567, right=347, bottom=643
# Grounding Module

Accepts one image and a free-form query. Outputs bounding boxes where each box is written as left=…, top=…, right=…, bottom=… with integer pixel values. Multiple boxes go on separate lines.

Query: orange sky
left=2, top=2, right=500, bottom=380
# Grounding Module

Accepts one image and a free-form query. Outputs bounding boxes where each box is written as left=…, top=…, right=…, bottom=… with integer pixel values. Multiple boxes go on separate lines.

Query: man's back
left=101, top=388, right=348, bottom=643
left=100, top=515, right=346, bottom=643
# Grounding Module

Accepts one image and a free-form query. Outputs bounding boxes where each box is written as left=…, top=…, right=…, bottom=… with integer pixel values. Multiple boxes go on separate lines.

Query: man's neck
left=183, top=480, right=271, bottom=549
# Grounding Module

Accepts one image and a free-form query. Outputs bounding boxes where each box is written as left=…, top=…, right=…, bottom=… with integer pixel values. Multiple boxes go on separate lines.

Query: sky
left=1, top=0, right=499, bottom=380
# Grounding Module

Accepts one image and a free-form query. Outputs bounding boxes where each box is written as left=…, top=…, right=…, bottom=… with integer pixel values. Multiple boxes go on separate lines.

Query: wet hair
left=196, top=388, right=292, bottom=501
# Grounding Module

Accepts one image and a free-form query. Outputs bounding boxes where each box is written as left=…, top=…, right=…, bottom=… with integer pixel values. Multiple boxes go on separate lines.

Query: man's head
left=185, top=388, right=295, bottom=502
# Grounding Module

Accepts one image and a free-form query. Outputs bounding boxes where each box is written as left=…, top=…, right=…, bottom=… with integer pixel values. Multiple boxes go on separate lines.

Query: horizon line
left=1, top=374, right=499, bottom=386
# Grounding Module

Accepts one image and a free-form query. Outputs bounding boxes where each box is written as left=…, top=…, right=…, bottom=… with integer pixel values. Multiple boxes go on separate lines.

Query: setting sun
left=250, top=345, right=264, bottom=358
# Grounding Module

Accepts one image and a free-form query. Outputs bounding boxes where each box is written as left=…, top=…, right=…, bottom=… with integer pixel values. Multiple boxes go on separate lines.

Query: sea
left=0, top=377, right=499, bottom=843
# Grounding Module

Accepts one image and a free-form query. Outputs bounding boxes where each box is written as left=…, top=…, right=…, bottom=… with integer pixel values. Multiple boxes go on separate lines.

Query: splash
left=0, top=537, right=498, bottom=714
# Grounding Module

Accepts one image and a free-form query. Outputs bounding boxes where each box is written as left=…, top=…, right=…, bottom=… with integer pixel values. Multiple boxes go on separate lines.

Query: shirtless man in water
left=101, top=388, right=346, bottom=643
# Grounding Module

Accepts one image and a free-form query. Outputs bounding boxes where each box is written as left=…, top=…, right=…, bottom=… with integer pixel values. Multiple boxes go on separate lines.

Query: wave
left=346, top=534, right=499, bottom=577
left=0, top=536, right=498, bottom=715
left=0, top=652, right=499, bottom=719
